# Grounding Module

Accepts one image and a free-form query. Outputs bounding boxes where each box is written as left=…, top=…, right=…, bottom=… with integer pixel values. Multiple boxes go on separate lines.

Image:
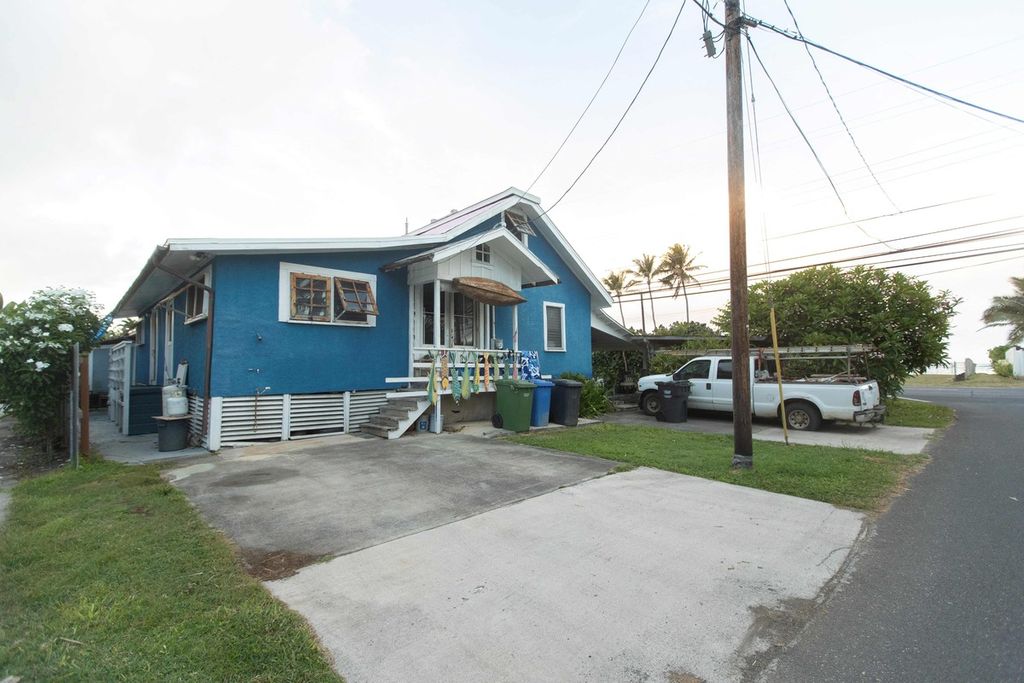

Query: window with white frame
left=279, top=262, right=379, bottom=327
left=543, top=302, right=566, bottom=352
left=184, top=268, right=211, bottom=323
left=474, top=244, right=491, bottom=263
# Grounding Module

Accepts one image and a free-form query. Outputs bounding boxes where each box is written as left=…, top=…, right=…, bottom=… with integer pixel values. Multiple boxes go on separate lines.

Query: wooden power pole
left=725, top=0, right=753, bottom=468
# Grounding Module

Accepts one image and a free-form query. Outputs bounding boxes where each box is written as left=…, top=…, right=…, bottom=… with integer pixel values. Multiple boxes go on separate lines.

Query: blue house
left=111, top=187, right=630, bottom=449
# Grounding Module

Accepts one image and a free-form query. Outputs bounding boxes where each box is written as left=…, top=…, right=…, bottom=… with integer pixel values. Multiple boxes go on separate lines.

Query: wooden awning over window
left=452, top=277, right=526, bottom=306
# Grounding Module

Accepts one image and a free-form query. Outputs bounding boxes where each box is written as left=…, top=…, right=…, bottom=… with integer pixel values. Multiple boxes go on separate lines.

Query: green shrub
left=988, top=344, right=1011, bottom=366
left=993, top=359, right=1014, bottom=378
left=559, top=372, right=613, bottom=418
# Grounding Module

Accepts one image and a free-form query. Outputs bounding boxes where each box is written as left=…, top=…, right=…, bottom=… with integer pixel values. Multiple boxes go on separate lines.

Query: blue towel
left=518, top=351, right=541, bottom=380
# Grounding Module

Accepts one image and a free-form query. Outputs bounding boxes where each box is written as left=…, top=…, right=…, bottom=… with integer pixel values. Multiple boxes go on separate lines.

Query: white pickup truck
left=638, top=355, right=886, bottom=431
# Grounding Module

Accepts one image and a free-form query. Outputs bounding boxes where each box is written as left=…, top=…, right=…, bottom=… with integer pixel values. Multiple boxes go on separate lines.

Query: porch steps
left=360, top=394, right=431, bottom=440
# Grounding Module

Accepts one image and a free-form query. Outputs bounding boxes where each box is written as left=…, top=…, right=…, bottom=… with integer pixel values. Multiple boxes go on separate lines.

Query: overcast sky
left=2, top=0, right=1021, bottom=365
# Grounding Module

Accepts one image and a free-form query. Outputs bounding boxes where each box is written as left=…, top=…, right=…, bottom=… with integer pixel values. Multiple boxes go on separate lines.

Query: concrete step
left=359, top=423, right=391, bottom=439
left=380, top=407, right=412, bottom=420
left=369, top=415, right=400, bottom=429
left=389, top=398, right=423, bottom=411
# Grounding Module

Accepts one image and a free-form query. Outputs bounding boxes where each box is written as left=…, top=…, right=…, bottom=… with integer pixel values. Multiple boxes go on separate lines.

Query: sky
left=1, top=0, right=1021, bottom=366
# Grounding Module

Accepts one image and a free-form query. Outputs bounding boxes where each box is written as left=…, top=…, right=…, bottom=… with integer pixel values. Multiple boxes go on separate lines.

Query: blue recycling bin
left=530, top=379, right=554, bottom=427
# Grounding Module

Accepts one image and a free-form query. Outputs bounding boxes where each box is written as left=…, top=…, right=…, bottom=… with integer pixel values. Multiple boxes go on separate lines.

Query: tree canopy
left=712, top=266, right=959, bottom=397
left=981, top=276, right=1024, bottom=344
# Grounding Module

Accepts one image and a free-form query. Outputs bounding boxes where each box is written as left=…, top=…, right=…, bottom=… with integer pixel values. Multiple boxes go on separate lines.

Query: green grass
left=884, top=398, right=955, bottom=428
left=509, top=424, right=924, bottom=512
left=0, top=460, right=340, bottom=682
left=904, top=373, right=1024, bottom=388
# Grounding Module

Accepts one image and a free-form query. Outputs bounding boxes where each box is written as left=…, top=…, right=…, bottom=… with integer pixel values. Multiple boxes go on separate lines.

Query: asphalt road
left=767, top=387, right=1024, bottom=682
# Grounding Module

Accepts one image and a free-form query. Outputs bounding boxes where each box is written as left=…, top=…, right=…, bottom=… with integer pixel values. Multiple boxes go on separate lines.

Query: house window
left=452, top=293, right=475, bottom=347
left=543, top=302, right=565, bottom=352
left=474, top=244, right=491, bottom=263
left=334, top=278, right=379, bottom=323
left=504, top=210, right=535, bottom=243
left=184, top=269, right=211, bottom=323
left=290, top=272, right=331, bottom=322
left=279, top=262, right=379, bottom=327
left=422, top=282, right=446, bottom=346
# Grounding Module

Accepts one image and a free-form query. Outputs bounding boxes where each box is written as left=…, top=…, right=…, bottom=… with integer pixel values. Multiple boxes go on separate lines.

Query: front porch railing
left=388, top=346, right=523, bottom=395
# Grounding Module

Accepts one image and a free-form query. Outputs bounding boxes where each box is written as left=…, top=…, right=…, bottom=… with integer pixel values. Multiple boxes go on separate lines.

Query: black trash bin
left=550, top=379, right=583, bottom=426
left=655, top=380, right=691, bottom=423
left=155, top=415, right=190, bottom=452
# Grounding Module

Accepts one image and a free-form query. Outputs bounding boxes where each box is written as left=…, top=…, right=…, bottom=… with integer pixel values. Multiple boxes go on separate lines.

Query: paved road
left=768, top=387, right=1024, bottom=682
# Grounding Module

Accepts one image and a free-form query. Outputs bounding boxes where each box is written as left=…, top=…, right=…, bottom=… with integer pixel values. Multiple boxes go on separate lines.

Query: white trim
left=163, top=305, right=174, bottom=383
left=148, top=314, right=158, bottom=384
left=543, top=301, right=567, bottom=352
left=277, top=261, right=378, bottom=328
left=184, top=266, right=212, bottom=325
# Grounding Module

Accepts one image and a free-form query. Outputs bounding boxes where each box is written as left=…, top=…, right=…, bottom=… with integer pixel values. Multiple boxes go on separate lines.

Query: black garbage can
left=155, top=415, right=190, bottom=452
left=655, top=380, right=690, bottom=423
left=550, top=379, right=583, bottom=426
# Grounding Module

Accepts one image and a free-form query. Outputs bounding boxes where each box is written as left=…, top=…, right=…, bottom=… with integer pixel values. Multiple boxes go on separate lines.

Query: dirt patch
left=0, top=416, right=66, bottom=486
left=738, top=597, right=819, bottom=682
left=240, top=547, right=322, bottom=581
left=211, top=467, right=300, bottom=488
left=666, top=672, right=706, bottom=683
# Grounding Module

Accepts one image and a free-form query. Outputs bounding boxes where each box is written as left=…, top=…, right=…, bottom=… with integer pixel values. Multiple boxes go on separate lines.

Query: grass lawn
left=904, top=373, right=1024, bottom=389
left=509, top=424, right=924, bottom=512
left=884, top=398, right=955, bottom=429
left=0, top=460, right=340, bottom=682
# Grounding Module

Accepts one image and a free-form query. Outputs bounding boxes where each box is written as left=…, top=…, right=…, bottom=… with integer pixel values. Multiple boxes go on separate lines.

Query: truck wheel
left=640, top=391, right=661, bottom=416
left=784, top=401, right=822, bottom=431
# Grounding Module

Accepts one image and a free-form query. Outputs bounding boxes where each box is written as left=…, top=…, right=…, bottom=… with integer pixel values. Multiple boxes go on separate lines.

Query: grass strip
left=884, top=398, right=955, bottom=428
left=510, top=424, right=924, bottom=511
left=0, top=460, right=340, bottom=682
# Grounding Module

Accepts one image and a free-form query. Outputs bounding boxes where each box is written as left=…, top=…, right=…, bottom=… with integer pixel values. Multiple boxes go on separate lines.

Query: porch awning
left=452, top=277, right=526, bottom=306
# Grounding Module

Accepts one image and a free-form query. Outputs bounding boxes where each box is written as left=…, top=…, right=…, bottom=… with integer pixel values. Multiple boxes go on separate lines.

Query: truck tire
left=784, top=400, right=822, bottom=431
left=640, top=390, right=661, bottom=416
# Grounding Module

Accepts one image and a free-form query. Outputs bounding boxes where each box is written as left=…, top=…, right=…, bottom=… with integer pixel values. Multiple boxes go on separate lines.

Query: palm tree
left=601, top=270, right=637, bottom=327
left=657, top=243, right=705, bottom=323
left=630, top=254, right=660, bottom=332
left=982, top=276, right=1024, bottom=343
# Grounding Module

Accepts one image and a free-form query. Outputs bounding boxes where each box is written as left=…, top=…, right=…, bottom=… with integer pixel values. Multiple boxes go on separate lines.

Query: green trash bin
left=492, top=379, right=536, bottom=432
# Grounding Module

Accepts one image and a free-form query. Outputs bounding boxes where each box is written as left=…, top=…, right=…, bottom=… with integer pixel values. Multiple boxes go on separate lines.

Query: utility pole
left=725, top=0, right=753, bottom=468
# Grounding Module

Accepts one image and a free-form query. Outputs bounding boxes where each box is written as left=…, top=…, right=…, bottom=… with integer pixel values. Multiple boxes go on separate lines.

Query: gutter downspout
left=150, top=249, right=216, bottom=448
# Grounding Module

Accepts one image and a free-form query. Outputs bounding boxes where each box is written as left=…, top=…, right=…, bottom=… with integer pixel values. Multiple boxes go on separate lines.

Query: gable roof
left=411, top=187, right=613, bottom=308
left=112, top=187, right=613, bottom=317
left=382, top=227, right=559, bottom=287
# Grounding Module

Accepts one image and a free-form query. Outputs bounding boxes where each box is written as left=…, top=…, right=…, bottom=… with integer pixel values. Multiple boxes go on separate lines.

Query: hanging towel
left=440, top=351, right=450, bottom=392
left=451, top=353, right=462, bottom=404
left=472, top=355, right=481, bottom=393
left=427, top=354, right=437, bottom=405
left=461, top=357, right=472, bottom=400
left=483, top=353, right=491, bottom=391
left=518, top=351, right=541, bottom=380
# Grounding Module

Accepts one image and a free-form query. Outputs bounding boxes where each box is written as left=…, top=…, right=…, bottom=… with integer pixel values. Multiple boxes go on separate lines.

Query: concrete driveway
left=605, top=407, right=934, bottom=454
left=166, top=433, right=617, bottom=575
left=169, top=432, right=867, bottom=681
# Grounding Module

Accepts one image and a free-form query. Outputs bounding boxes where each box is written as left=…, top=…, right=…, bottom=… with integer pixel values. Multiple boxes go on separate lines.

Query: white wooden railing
left=386, top=346, right=524, bottom=395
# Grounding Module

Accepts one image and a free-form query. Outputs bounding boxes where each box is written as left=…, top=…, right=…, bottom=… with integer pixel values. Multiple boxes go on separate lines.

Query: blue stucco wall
left=209, top=250, right=419, bottom=397
left=172, top=289, right=208, bottom=394
left=490, top=230, right=593, bottom=378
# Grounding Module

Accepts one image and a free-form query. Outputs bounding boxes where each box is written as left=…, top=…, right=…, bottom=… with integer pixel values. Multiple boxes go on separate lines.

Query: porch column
left=433, top=278, right=442, bottom=434
left=512, top=304, right=519, bottom=353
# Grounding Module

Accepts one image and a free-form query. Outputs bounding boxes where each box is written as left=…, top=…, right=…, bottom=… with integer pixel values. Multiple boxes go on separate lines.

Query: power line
left=524, top=0, right=651, bottom=194
left=540, top=0, right=687, bottom=216
left=616, top=244, right=1024, bottom=304
left=780, top=0, right=899, bottom=211
left=745, top=35, right=893, bottom=248
left=770, top=196, right=986, bottom=239
left=613, top=217, right=1024, bottom=300
left=914, top=253, right=1023, bottom=277
left=753, top=19, right=1024, bottom=127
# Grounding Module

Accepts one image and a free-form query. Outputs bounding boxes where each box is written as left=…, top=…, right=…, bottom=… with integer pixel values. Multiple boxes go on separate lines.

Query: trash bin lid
left=553, top=379, right=583, bottom=387
left=511, top=379, right=537, bottom=390
left=531, top=379, right=555, bottom=387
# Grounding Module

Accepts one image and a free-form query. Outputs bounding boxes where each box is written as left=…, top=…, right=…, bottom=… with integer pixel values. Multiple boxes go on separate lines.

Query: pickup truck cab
left=638, top=355, right=885, bottom=431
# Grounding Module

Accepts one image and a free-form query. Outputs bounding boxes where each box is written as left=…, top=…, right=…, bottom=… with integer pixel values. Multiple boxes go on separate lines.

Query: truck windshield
left=676, top=359, right=711, bottom=380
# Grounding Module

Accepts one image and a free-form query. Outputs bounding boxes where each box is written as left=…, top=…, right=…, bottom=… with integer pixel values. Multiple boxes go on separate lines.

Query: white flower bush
left=0, top=287, right=101, bottom=447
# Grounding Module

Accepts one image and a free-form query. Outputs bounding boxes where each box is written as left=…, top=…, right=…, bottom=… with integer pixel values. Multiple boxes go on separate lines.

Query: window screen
left=545, top=304, right=564, bottom=351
